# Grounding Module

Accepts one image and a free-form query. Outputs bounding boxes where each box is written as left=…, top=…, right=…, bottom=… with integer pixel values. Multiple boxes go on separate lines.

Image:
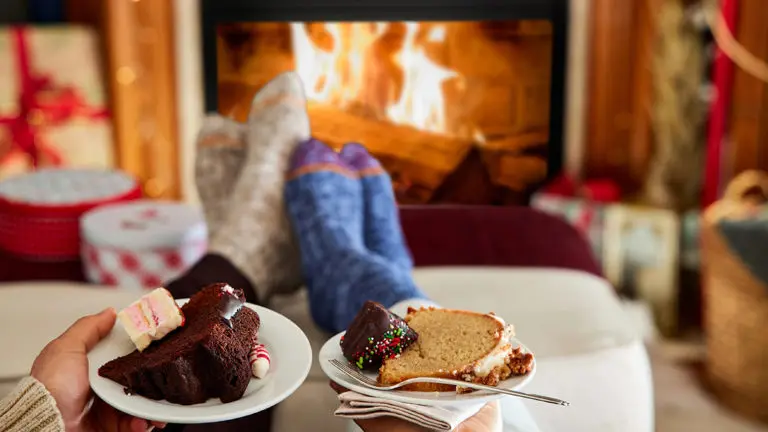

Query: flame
left=290, top=22, right=457, bottom=134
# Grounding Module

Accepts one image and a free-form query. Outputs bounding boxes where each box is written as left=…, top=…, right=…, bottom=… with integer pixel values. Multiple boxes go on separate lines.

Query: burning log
left=482, top=152, right=548, bottom=191
left=307, top=102, right=475, bottom=203
left=477, top=131, right=549, bottom=191
left=481, top=130, right=549, bottom=152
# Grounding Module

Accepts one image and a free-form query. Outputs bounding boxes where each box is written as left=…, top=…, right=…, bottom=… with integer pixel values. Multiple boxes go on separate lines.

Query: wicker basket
left=702, top=170, right=768, bottom=423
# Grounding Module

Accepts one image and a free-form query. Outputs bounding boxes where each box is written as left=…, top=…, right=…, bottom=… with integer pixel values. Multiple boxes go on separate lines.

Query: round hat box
left=80, top=200, right=208, bottom=289
left=0, top=169, right=141, bottom=260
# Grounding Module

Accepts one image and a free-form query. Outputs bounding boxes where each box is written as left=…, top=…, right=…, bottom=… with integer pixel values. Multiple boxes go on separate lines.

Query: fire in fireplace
left=203, top=0, right=567, bottom=206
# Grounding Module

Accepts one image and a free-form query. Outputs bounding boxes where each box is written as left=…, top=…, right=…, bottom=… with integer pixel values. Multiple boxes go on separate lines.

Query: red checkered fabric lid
left=80, top=200, right=207, bottom=250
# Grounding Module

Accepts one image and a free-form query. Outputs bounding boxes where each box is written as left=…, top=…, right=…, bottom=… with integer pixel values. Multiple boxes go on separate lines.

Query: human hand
left=329, top=381, right=501, bottom=432
left=31, top=307, right=166, bottom=432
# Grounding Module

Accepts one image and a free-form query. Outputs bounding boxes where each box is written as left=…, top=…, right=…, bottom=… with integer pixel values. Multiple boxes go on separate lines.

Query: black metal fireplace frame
left=200, top=0, right=568, bottom=182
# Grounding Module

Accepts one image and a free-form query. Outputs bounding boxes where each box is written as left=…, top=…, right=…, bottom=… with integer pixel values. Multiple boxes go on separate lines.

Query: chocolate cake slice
left=99, top=283, right=260, bottom=405
left=340, top=300, right=418, bottom=370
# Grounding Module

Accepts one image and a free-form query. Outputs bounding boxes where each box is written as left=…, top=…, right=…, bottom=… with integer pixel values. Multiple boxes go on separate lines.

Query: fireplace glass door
left=216, top=20, right=554, bottom=205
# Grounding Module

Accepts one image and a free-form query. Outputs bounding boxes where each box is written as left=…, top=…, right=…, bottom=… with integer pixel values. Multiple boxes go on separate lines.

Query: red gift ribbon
left=0, top=27, right=110, bottom=169
left=540, top=173, right=622, bottom=236
left=542, top=173, right=622, bottom=204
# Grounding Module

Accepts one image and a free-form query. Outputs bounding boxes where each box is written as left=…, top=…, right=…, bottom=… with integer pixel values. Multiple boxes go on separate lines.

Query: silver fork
left=329, top=359, right=570, bottom=406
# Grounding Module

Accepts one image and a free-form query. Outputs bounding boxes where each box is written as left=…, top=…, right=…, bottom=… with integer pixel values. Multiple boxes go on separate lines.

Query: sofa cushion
left=410, top=268, right=635, bottom=357
left=399, top=205, right=602, bottom=275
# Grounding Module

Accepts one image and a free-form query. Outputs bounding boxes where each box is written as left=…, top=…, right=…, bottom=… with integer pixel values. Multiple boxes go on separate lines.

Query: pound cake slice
left=99, top=283, right=260, bottom=405
left=378, top=307, right=533, bottom=392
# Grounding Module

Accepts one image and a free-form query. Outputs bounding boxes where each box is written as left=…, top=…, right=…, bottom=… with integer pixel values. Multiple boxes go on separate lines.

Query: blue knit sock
left=339, top=143, right=414, bottom=272
left=285, top=139, right=425, bottom=333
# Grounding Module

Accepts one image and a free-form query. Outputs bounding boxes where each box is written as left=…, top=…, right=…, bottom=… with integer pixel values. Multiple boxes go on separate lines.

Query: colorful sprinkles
left=341, top=317, right=416, bottom=370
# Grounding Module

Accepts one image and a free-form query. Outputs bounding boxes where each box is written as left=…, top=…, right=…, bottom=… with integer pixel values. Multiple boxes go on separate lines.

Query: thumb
left=61, top=307, right=117, bottom=352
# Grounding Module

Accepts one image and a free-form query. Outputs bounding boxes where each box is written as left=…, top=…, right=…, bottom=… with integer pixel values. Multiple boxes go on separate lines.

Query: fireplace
left=202, top=0, right=567, bottom=205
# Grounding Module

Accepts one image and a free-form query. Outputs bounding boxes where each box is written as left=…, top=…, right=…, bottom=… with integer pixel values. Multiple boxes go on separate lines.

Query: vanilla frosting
left=117, top=287, right=184, bottom=351
left=468, top=315, right=518, bottom=379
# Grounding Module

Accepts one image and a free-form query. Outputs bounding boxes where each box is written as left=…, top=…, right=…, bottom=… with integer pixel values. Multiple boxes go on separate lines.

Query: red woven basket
left=0, top=169, right=142, bottom=260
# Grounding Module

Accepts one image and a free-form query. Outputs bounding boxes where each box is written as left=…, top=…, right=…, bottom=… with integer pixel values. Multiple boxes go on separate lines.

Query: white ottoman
left=270, top=267, right=653, bottom=432
left=0, top=283, right=143, bottom=381
left=0, top=282, right=146, bottom=400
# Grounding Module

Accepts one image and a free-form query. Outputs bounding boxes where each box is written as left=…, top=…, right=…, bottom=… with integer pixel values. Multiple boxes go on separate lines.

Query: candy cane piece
left=250, top=342, right=270, bottom=379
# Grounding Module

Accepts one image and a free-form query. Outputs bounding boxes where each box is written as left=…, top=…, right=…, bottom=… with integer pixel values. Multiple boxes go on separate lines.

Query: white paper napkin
left=334, top=391, right=485, bottom=431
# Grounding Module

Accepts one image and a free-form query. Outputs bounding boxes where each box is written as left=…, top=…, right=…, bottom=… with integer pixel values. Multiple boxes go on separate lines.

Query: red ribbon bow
left=540, top=173, right=622, bottom=235
left=0, top=27, right=109, bottom=169
left=542, top=174, right=621, bottom=204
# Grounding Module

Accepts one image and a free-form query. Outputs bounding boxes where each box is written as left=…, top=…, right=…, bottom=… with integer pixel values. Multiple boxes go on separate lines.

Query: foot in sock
left=285, top=139, right=426, bottom=333
left=194, top=115, right=246, bottom=237
left=209, top=71, right=310, bottom=303
left=340, top=143, right=413, bottom=271
left=285, top=138, right=364, bottom=270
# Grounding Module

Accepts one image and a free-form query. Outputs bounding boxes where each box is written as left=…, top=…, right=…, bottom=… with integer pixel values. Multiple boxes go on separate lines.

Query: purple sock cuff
left=289, top=139, right=338, bottom=170
left=287, top=138, right=356, bottom=178
left=339, top=143, right=384, bottom=174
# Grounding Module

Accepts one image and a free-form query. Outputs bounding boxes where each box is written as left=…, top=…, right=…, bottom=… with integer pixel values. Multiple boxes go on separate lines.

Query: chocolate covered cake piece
left=340, top=300, right=418, bottom=370
left=99, top=283, right=260, bottom=405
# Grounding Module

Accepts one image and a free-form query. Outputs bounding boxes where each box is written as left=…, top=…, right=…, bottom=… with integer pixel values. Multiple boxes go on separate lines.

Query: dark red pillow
left=399, top=205, right=601, bottom=276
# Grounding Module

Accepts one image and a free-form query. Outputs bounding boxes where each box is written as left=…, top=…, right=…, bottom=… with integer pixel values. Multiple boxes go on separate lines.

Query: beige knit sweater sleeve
left=0, top=377, right=64, bottom=432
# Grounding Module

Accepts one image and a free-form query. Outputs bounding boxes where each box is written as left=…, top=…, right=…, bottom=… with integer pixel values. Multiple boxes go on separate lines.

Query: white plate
left=88, top=300, right=312, bottom=424
left=319, top=332, right=536, bottom=406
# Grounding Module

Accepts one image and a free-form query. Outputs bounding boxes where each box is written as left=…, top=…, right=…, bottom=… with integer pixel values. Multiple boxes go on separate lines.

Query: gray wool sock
left=209, top=72, right=310, bottom=303
left=194, top=114, right=246, bottom=237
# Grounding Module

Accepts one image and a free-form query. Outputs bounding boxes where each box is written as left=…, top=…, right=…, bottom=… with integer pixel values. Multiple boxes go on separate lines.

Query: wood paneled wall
left=586, top=0, right=768, bottom=198
left=726, top=0, right=768, bottom=180
left=584, top=0, right=661, bottom=193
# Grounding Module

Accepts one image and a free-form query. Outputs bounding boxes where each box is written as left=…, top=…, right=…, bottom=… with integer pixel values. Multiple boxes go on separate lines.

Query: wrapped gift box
left=81, top=200, right=208, bottom=289
left=531, top=193, right=605, bottom=262
left=0, top=26, right=113, bottom=179
left=602, top=205, right=679, bottom=336
left=0, top=169, right=141, bottom=260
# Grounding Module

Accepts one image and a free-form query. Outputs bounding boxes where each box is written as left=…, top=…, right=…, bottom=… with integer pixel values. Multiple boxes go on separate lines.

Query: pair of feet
left=285, top=139, right=425, bottom=333
left=195, top=72, right=310, bottom=302
left=193, top=72, right=422, bottom=331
